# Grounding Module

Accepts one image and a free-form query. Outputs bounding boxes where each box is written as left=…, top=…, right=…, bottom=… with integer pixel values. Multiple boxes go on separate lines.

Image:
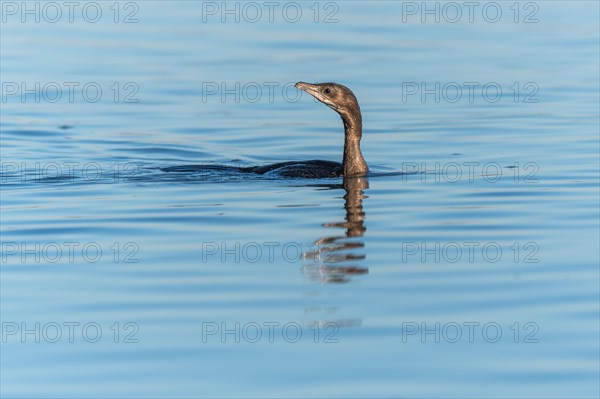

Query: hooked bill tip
left=295, top=82, right=311, bottom=90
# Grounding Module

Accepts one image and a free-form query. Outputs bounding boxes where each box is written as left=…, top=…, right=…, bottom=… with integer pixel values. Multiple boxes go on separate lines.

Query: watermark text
left=1, top=82, right=139, bottom=103
left=1, top=241, right=140, bottom=264
left=401, top=321, right=539, bottom=343
left=201, top=321, right=339, bottom=343
left=2, top=321, right=139, bottom=343
left=1, top=1, right=139, bottom=23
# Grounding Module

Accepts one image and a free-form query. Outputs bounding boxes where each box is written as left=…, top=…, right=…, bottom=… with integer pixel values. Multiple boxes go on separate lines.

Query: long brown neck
left=342, top=113, right=368, bottom=176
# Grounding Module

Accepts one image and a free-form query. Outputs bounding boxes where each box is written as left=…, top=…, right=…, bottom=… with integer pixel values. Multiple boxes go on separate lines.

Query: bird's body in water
left=247, top=160, right=343, bottom=178
left=163, top=82, right=368, bottom=179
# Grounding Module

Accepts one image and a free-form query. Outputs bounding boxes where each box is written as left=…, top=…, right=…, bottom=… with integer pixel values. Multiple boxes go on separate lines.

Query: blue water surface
left=1, top=1, right=599, bottom=398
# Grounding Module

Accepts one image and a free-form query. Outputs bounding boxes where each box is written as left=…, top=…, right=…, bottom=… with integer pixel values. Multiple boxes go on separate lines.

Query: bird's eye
left=324, top=87, right=331, bottom=94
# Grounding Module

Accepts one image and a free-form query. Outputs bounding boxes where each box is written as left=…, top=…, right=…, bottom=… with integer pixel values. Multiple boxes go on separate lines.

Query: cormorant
left=162, top=82, right=368, bottom=179
left=248, top=82, right=368, bottom=178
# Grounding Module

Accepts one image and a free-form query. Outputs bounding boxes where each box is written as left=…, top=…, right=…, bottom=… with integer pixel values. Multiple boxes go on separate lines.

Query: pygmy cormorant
left=248, top=82, right=368, bottom=178
left=162, top=82, right=368, bottom=179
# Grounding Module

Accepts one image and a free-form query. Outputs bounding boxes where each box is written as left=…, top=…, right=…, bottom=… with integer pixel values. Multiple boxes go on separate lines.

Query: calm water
left=1, top=1, right=599, bottom=397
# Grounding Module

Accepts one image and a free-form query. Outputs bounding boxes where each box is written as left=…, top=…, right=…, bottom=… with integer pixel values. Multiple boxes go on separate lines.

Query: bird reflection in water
left=302, top=176, right=369, bottom=283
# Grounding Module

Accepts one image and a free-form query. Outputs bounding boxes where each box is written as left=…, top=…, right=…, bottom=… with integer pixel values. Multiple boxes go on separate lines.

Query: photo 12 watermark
left=0, top=162, right=140, bottom=183
left=1, top=82, right=140, bottom=104
left=1, top=1, right=140, bottom=23
left=401, top=82, right=539, bottom=104
left=200, top=1, right=340, bottom=23
left=401, top=162, right=539, bottom=183
left=401, top=241, right=539, bottom=264
left=401, top=321, right=539, bottom=343
left=399, top=1, right=540, bottom=24
left=1, top=241, right=140, bottom=264
left=2, top=321, right=140, bottom=343
left=201, top=321, right=340, bottom=343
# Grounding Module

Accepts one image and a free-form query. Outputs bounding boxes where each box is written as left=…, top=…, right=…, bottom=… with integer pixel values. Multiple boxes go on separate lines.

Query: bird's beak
left=295, top=82, right=323, bottom=102
left=295, top=81, right=336, bottom=109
